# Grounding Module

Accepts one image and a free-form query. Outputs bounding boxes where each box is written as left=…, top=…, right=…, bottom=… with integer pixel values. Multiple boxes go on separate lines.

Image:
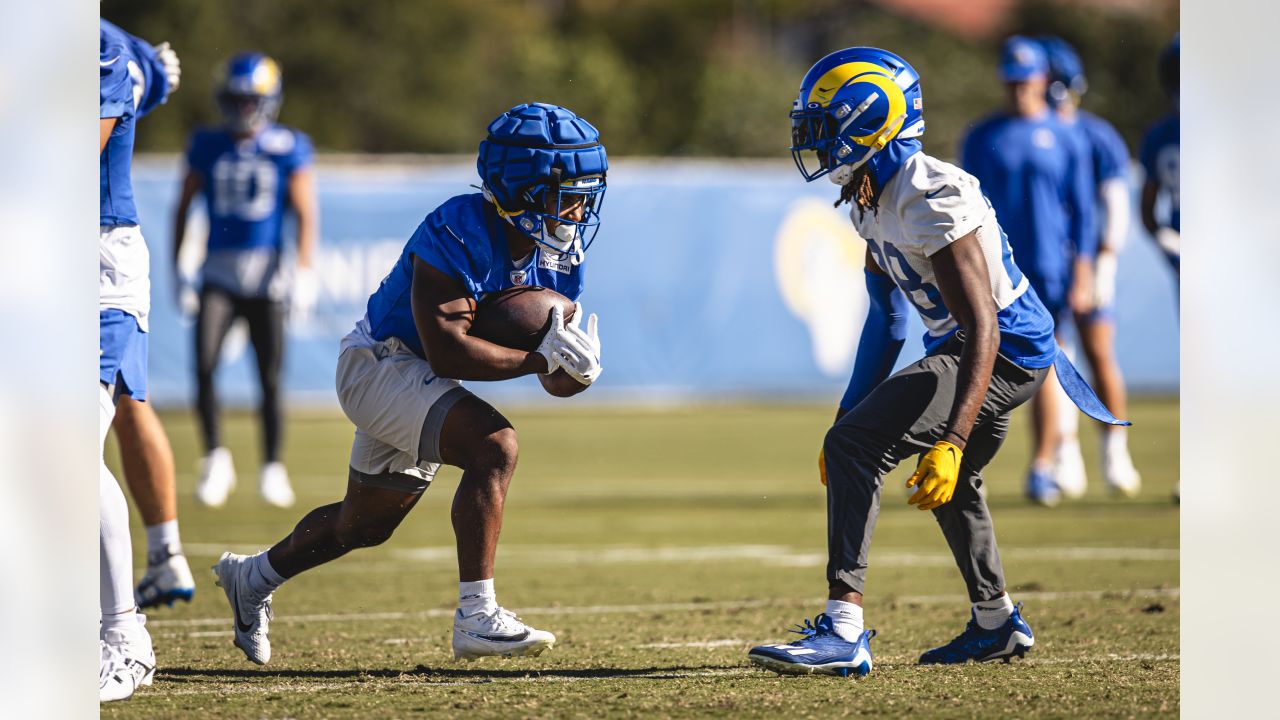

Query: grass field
left=104, top=398, right=1179, bottom=719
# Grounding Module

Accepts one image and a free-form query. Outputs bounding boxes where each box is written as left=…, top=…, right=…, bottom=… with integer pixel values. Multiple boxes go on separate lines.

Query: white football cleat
left=136, top=545, right=196, bottom=609
left=99, top=641, right=135, bottom=703
left=452, top=606, right=556, bottom=660
left=259, top=462, right=296, bottom=508
left=1103, top=440, right=1142, bottom=498
left=196, top=447, right=237, bottom=508
left=213, top=552, right=273, bottom=664
left=100, top=615, right=156, bottom=702
left=1053, top=439, right=1088, bottom=500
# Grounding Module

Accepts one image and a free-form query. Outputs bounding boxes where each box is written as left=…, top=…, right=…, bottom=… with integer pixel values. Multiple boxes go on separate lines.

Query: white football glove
left=153, top=42, right=181, bottom=95
left=176, top=274, right=200, bottom=321
left=1155, top=227, right=1181, bottom=260
left=561, top=303, right=602, bottom=386
left=534, top=304, right=602, bottom=385
left=290, top=266, right=318, bottom=327
left=1092, top=249, right=1118, bottom=309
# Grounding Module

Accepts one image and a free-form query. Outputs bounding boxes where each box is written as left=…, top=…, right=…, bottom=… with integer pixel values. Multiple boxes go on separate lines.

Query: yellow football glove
left=906, top=440, right=963, bottom=511
left=819, top=448, right=827, bottom=486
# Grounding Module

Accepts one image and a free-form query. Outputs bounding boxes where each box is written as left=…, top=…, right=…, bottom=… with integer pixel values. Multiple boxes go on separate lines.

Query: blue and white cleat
left=747, top=614, right=876, bottom=677
left=918, top=602, right=1035, bottom=664
left=1025, top=466, right=1061, bottom=507
left=135, top=546, right=196, bottom=609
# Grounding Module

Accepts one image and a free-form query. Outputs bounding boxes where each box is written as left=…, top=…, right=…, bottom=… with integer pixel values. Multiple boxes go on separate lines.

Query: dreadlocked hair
left=833, top=166, right=880, bottom=221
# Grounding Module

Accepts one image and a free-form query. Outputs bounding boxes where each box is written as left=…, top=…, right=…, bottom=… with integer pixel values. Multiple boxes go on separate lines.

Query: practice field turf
left=104, top=399, right=1179, bottom=719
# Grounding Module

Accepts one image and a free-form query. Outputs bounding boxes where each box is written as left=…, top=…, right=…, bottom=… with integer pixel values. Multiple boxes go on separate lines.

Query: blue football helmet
left=217, top=52, right=283, bottom=134
left=1039, top=36, right=1088, bottom=107
left=477, top=103, right=608, bottom=264
left=790, top=47, right=924, bottom=184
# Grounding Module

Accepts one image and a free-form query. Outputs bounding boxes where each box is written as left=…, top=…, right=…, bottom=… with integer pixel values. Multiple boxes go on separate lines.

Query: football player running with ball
left=213, top=103, right=606, bottom=664
left=748, top=48, right=1127, bottom=677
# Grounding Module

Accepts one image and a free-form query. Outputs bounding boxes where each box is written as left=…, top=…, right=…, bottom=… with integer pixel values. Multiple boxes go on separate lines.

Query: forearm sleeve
left=840, top=270, right=909, bottom=412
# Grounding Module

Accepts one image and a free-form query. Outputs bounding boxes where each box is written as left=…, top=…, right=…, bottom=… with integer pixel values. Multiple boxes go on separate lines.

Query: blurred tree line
left=106, top=0, right=1177, bottom=160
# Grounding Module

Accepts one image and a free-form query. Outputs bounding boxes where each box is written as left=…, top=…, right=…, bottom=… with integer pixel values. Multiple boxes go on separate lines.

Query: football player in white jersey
left=748, top=47, right=1127, bottom=677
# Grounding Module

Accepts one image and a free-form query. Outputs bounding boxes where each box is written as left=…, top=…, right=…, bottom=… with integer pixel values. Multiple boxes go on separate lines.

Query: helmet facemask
left=490, top=169, right=606, bottom=266
left=791, top=98, right=905, bottom=185
left=217, top=91, right=281, bottom=135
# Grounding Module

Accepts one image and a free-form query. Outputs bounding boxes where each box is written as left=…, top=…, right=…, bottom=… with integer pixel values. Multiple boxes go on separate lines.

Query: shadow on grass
left=158, top=663, right=747, bottom=684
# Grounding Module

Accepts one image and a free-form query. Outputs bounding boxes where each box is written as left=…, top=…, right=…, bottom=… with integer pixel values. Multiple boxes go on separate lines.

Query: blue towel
left=1053, top=348, right=1131, bottom=426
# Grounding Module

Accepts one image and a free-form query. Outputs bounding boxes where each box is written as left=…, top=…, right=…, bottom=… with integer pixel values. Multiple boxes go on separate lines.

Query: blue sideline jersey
left=366, top=193, right=585, bottom=358
left=960, top=111, right=1095, bottom=316
left=1140, top=113, right=1179, bottom=233
left=1068, top=110, right=1131, bottom=250
left=185, top=125, right=314, bottom=252
left=100, top=19, right=169, bottom=227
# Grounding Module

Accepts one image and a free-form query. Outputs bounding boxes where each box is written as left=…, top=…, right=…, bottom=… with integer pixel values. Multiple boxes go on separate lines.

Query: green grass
left=104, top=398, right=1179, bottom=719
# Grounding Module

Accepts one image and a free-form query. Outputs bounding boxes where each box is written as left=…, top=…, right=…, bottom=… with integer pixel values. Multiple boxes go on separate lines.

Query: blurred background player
left=959, top=36, right=1096, bottom=507
left=172, top=52, right=319, bottom=509
left=99, top=17, right=181, bottom=702
left=1038, top=36, right=1142, bottom=499
left=1141, top=36, right=1179, bottom=279
left=211, top=103, right=606, bottom=666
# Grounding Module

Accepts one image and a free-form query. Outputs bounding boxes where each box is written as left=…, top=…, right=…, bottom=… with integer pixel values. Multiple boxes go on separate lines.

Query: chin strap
left=483, top=183, right=585, bottom=264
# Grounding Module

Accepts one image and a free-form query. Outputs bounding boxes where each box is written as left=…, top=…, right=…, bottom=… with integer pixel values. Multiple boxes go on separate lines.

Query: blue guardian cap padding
left=477, top=103, right=608, bottom=260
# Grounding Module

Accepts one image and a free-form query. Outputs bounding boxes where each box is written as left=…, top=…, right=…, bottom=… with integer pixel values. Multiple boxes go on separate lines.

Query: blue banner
left=131, top=157, right=1179, bottom=408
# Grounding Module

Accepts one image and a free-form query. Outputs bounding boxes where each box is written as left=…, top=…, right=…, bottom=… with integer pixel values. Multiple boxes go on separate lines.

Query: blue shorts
left=100, top=309, right=148, bottom=400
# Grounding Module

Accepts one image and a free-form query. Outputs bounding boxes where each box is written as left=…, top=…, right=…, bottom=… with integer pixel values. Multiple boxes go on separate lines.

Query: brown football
left=468, top=285, right=576, bottom=352
left=468, top=286, right=586, bottom=398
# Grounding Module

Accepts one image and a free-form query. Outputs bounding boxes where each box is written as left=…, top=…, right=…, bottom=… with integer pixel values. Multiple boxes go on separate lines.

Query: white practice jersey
left=848, top=151, right=1035, bottom=344
left=99, top=224, right=151, bottom=331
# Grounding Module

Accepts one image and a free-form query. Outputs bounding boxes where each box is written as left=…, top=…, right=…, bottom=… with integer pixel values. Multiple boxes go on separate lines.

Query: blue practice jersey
left=1140, top=113, right=1179, bottom=232
left=1076, top=110, right=1130, bottom=185
left=100, top=19, right=169, bottom=227
left=365, top=193, right=585, bottom=358
left=960, top=111, right=1095, bottom=314
left=185, top=125, right=314, bottom=252
left=1069, top=110, right=1131, bottom=249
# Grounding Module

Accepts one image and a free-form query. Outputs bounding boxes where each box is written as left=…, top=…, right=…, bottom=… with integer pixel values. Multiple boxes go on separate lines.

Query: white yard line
left=148, top=587, right=1178, bottom=630
left=180, top=542, right=1178, bottom=568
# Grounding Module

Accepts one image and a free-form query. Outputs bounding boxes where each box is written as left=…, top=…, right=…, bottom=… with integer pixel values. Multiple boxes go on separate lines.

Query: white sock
left=974, top=595, right=1014, bottom=630
left=246, top=552, right=286, bottom=597
left=459, top=579, right=497, bottom=615
left=145, top=519, right=182, bottom=560
left=824, top=599, right=864, bottom=641
left=100, top=441, right=137, bottom=622
left=100, top=608, right=138, bottom=639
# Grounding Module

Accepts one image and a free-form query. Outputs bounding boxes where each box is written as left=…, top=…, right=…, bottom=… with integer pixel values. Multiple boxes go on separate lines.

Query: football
left=469, top=285, right=576, bottom=352
left=469, top=286, right=586, bottom=397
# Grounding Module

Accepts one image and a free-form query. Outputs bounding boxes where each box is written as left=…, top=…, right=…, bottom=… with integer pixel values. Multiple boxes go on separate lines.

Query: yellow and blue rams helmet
left=217, top=52, right=283, bottom=134
left=790, top=47, right=924, bottom=184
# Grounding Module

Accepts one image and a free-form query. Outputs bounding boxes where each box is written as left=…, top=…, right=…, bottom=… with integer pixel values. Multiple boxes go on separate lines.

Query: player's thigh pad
left=99, top=309, right=148, bottom=401
left=335, top=334, right=471, bottom=483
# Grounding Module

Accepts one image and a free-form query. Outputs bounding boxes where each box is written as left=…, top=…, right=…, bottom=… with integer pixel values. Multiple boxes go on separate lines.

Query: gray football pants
left=823, top=337, right=1049, bottom=602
